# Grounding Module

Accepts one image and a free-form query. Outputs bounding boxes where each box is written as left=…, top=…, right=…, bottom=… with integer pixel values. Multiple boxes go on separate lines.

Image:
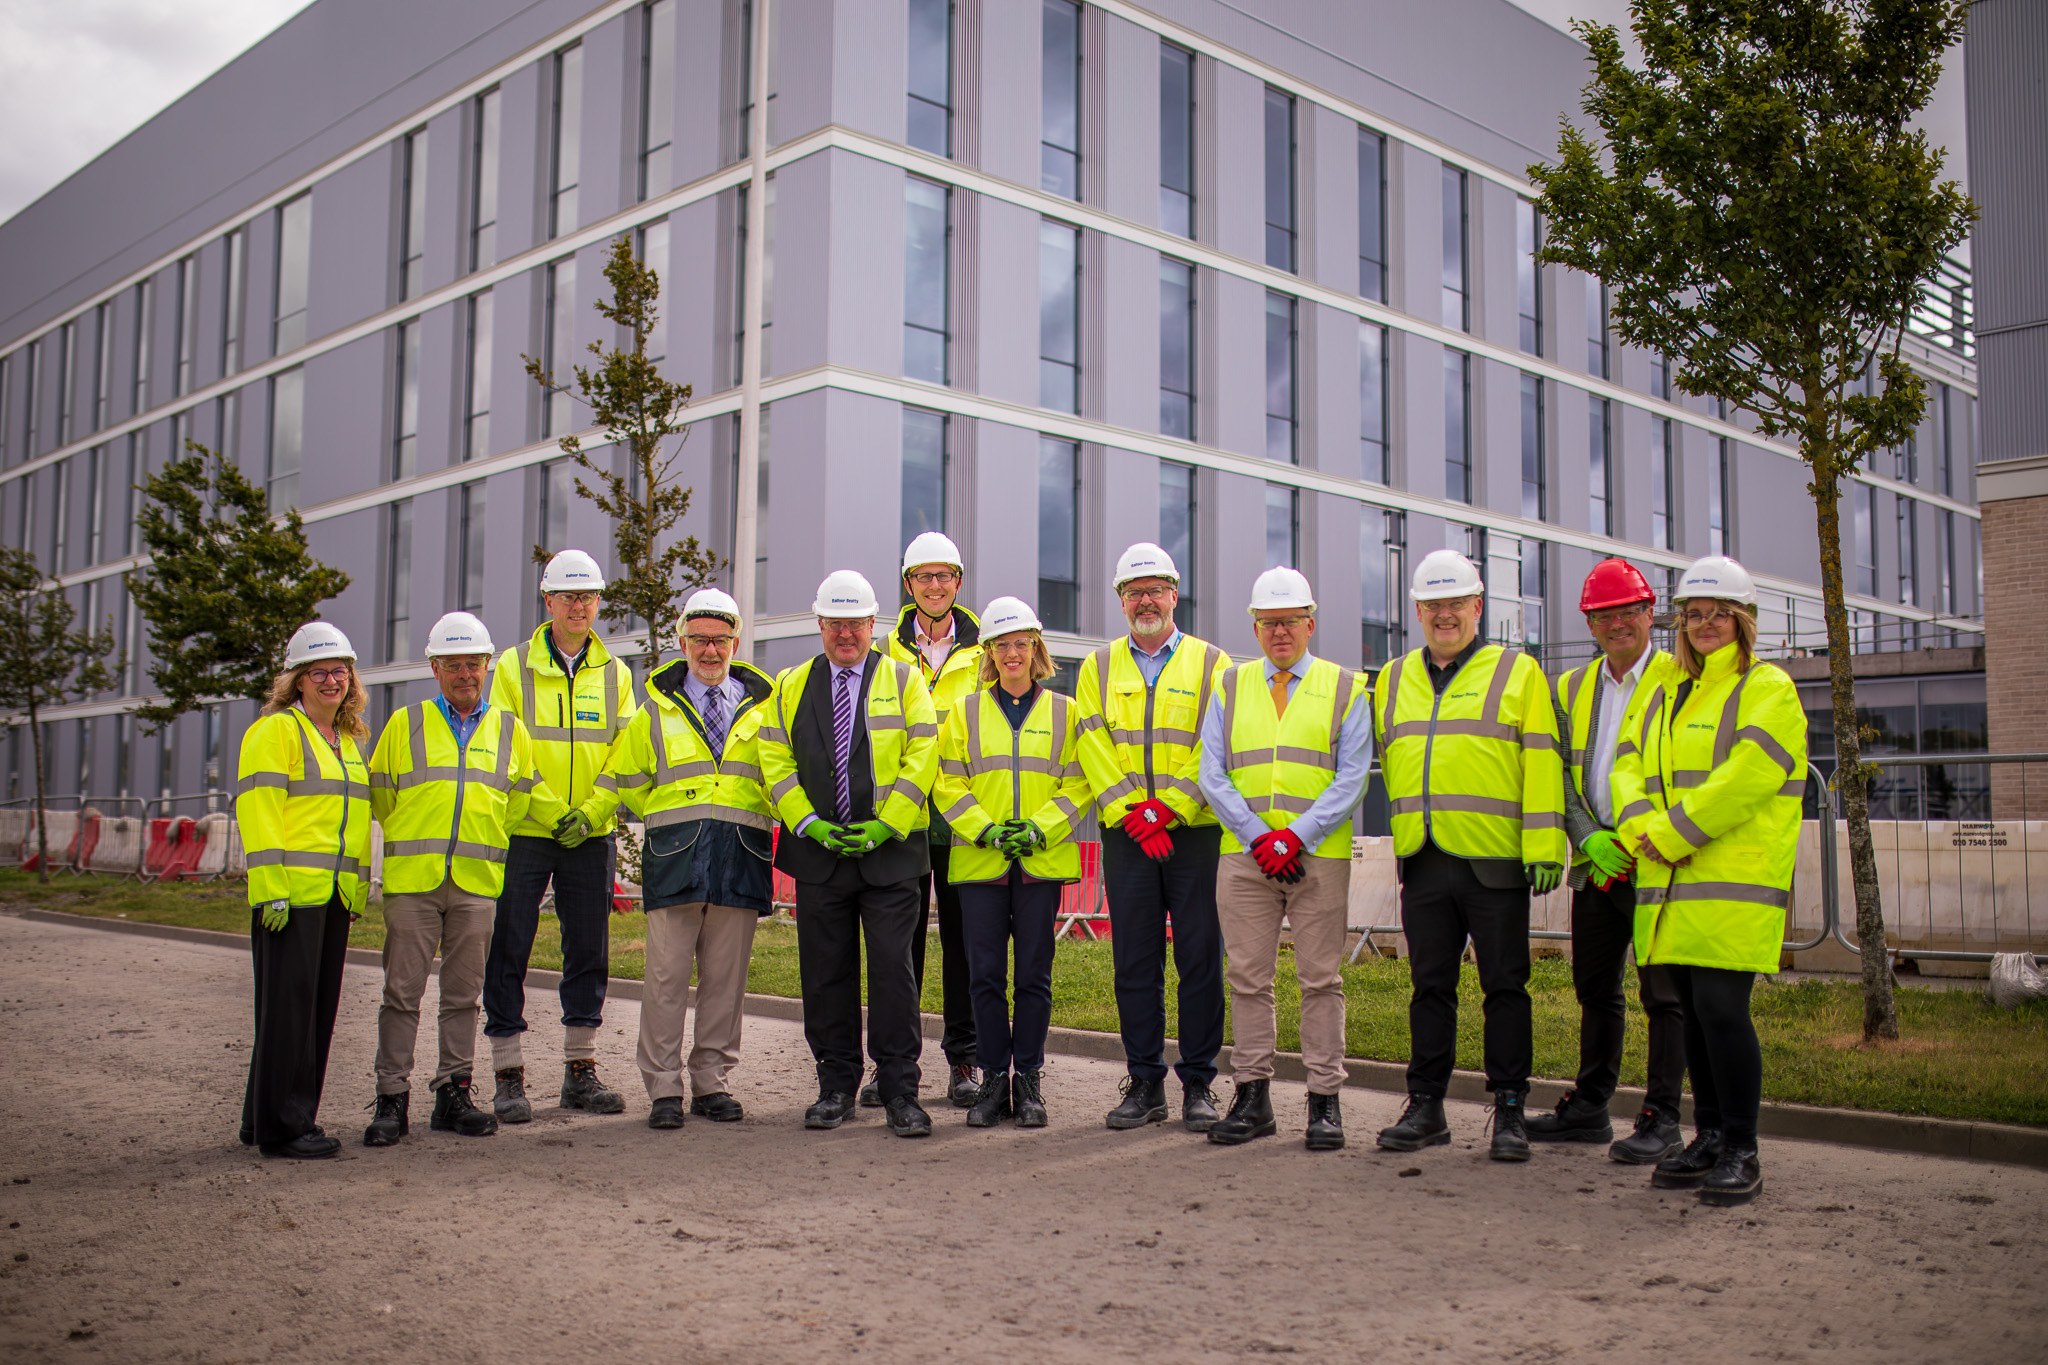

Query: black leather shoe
left=238, top=1125, right=254, bottom=1147
left=432, top=1076, right=499, bottom=1137
left=493, top=1067, right=532, bottom=1124
left=363, top=1091, right=409, bottom=1147
left=805, top=1091, right=856, bottom=1129
left=690, top=1092, right=744, bottom=1122
left=647, top=1097, right=685, bottom=1130
left=1488, top=1090, right=1531, bottom=1162
left=1610, top=1108, right=1683, bottom=1165
left=1013, top=1069, right=1047, bottom=1128
left=1377, top=1093, right=1451, bottom=1151
left=1525, top=1088, right=1614, bottom=1144
left=1182, top=1083, right=1221, bottom=1133
left=1105, top=1076, right=1168, bottom=1130
left=1305, top=1091, right=1345, bottom=1151
left=1207, top=1080, right=1277, bottom=1146
left=259, top=1132, right=341, bottom=1160
left=885, top=1095, right=934, bottom=1138
left=560, top=1060, right=626, bottom=1114
left=858, top=1072, right=883, bottom=1108
left=1651, top=1129, right=1725, bottom=1189
left=1699, top=1144, right=1763, bottom=1206
left=948, top=1064, right=981, bottom=1108
left=965, top=1069, right=1011, bottom=1127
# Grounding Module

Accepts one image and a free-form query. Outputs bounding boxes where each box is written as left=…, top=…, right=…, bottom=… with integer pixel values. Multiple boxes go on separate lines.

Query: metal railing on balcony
left=1908, top=254, right=1973, bottom=360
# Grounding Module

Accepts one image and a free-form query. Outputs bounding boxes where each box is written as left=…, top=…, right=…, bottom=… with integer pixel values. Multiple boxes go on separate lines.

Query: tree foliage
left=1533, top=0, right=1974, bottom=1039
left=0, top=546, right=119, bottom=881
left=130, top=442, right=352, bottom=730
left=525, top=237, right=723, bottom=667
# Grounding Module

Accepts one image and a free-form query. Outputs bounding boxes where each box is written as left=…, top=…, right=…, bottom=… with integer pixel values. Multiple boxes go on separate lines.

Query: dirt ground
left=0, top=913, right=2042, bottom=1365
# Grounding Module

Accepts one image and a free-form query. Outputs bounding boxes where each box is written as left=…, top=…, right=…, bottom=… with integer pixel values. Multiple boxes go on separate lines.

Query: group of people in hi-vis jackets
left=234, top=528, right=1804, bottom=1210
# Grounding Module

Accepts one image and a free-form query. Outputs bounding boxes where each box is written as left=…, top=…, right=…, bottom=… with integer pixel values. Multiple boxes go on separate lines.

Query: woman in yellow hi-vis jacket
left=1612, top=556, right=1806, bottom=1208
left=933, top=598, right=1093, bottom=1129
left=235, top=622, right=373, bottom=1160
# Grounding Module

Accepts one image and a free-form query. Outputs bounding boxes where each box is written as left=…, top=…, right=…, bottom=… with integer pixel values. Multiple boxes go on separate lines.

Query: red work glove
left=1135, top=825, right=1176, bottom=862
left=1249, top=830, right=1305, bottom=882
left=1120, top=798, right=1177, bottom=843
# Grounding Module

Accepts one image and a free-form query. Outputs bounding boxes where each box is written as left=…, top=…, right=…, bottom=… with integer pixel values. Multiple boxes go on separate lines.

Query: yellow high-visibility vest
left=1554, top=648, right=1674, bottom=873
left=236, top=705, right=371, bottom=912
left=1072, top=634, right=1231, bottom=826
left=756, top=653, right=939, bottom=836
left=368, top=702, right=564, bottom=898
left=1213, top=657, right=1370, bottom=859
left=934, top=684, right=1093, bottom=883
left=1372, top=643, right=1567, bottom=864
left=590, top=661, right=776, bottom=833
left=1612, top=643, right=1808, bottom=973
left=488, top=625, right=640, bottom=837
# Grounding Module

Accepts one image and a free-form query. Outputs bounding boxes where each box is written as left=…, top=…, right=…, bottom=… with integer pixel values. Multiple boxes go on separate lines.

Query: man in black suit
left=756, top=570, right=941, bottom=1137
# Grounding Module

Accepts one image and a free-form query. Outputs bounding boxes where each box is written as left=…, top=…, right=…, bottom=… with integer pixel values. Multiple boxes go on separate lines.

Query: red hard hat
left=1579, top=557, right=1655, bottom=612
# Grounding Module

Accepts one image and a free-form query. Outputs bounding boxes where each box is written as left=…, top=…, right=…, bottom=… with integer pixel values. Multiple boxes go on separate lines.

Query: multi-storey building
left=0, top=0, right=1982, bottom=811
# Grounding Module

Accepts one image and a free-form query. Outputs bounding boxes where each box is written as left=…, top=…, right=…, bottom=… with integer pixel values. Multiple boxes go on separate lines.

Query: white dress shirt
left=1588, top=647, right=1652, bottom=828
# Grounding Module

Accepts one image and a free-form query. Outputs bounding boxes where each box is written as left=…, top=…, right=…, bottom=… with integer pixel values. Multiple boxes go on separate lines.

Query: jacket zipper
left=447, top=712, right=470, bottom=868
left=1419, top=663, right=1450, bottom=840
left=1011, top=695, right=1026, bottom=856
left=1141, top=669, right=1158, bottom=799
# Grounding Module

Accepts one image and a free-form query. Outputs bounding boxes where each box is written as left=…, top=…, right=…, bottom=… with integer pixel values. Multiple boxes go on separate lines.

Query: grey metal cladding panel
left=298, top=334, right=385, bottom=507
left=1729, top=441, right=1822, bottom=586
left=1965, top=0, right=2048, bottom=333
left=0, top=0, right=607, bottom=339
left=1977, top=326, right=2048, bottom=463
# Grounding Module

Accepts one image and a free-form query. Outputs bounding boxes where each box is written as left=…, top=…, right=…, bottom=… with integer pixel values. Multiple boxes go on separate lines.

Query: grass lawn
left=8, top=870, right=2045, bottom=1127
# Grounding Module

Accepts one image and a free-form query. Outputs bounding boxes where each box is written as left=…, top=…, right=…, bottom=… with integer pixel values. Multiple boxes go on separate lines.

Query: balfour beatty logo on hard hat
left=307, top=640, right=341, bottom=653
left=829, top=595, right=860, bottom=606
left=1424, top=573, right=1459, bottom=588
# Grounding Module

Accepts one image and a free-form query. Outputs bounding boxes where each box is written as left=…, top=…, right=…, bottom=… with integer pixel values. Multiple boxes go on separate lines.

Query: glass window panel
left=1263, top=89, right=1295, bottom=271
left=1360, top=322, right=1387, bottom=484
left=1159, top=460, right=1195, bottom=631
left=1038, top=220, right=1078, bottom=413
left=1520, top=374, right=1544, bottom=522
left=1037, top=436, right=1078, bottom=630
left=1264, top=484, right=1297, bottom=569
left=1264, top=292, right=1295, bottom=463
left=544, top=260, right=577, bottom=438
left=901, top=406, right=947, bottom=540
left=1444, top=349, right=1469, bottom=504
left=385, top=498, right=412, bottom=662
left=550, top=46, right=583, bottom=238
left=1359, top=128, right=1385, bottom=302
left=267, top=367, right=303, bottom=511
left=1517, top=199, right=1541, bottom=354
left=464, top=290, right=493, bottom=461
left=904, top=178, right=950, bottom=384
left=1589, top=394, right=1610, bottom=535
left=273, top=195, right=311, bottom=354
left=907, top=0, right=952, bottom=156
left=1159, top=257, right=1194, bottom=439
left=1440, top=165, right=1467, bottom=331
left=640, top=0, right=676, bottom=199
left=471, top=89, right=501, bottom=270
left=1040, top=0, right=1080, bottom=199
left=393, top=320, right=420, bottom=480
left=1159, top=43, right=1194, bottom=238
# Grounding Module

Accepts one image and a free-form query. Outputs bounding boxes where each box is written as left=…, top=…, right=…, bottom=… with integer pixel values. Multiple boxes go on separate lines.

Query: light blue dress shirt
left=1127, top=628, right=1183, bottom=687
left=432, top=694, right=491, bottom=750
left=682, top=670, right=744, bottom=755
left=1197, top=651, right=1375, bottom=853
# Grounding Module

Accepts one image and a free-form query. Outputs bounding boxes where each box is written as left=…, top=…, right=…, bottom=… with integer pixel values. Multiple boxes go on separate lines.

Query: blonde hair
left=263, top=661, right=371, bottom=743
left=1672, top=601, right=1757, bottom=680
left=977, top=632, right=1057, bottom=684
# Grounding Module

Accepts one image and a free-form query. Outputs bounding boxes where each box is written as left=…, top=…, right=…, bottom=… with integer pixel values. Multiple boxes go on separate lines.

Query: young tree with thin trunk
left=1533, top=0, right=1974, bottom=1039
left=525, top=237, right=722, bottom=669
left=0, top=547, right=119, bottom=882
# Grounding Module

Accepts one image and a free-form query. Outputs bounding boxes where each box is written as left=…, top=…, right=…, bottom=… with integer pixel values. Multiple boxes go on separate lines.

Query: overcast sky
left=0, top=0, right=1969, bottom=228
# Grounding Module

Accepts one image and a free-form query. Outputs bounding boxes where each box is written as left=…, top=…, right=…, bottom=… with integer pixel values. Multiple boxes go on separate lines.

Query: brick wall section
left=1983, top=495, right=2048, bottom=819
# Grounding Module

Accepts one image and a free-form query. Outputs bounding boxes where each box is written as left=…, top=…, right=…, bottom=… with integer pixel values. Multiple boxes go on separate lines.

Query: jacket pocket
left=736, top=825, right=773, bottom=862
left=646, top=819, right=703, bottom=861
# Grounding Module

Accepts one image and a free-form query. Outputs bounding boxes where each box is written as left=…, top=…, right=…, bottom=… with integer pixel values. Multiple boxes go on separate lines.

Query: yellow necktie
left=1270, top=669, right=1294, bottom=719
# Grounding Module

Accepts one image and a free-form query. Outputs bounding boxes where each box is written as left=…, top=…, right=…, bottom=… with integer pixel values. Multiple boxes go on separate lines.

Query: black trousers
left=958, top=871, right=1062, bottom=1073
left=795, top=861, right=924, bottom=1100
left=1569, top=879, right=1687, bottom=1119
left=1099, top=824, right=1224, bottom=1088
left=483, top=834, right=615, bottom=1036
left=913, top=842, right=977, bottom=1067
left=241, top=892, right=350, bottom=1147
left=1668, top=965, right=1762, bottom=1145
left=1401, top=843, right=1532, bottom=1097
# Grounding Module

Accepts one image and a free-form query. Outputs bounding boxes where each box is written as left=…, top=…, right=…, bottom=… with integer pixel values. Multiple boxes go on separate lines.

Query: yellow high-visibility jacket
left=1213, top=657, right=1372, bottom=860
left=884, top=603, right=984, bottom=843
left=588, top=661, right=776, bottom=833
left=1553, top=648, right=1676, bottom=880
left=236, top=705, right=371, bottom=913
left=1372, top=643, right=1567, bottom=866
left=1612, top=642, right=1807, bottom=973
left=488, top=625, right=640, bottom=837
left=935, top=684, right=1093, bottom=883
left=368, top=702, right=565, bottom=898
left=1072, top=634, right=1231, bottom=826
left=757, top=653, right=939, bottom=838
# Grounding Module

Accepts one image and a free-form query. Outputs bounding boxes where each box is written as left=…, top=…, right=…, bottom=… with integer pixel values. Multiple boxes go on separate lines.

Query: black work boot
left=1525, top=1088, right=1614, bottom=1144
left=1488, top=1090, right=1531, bottom=1162
left=1013, top=1069, right=1048, bottom=1128
left=1304, top=1091, right=1344, bottom=1151
left=431, top=1076, right=499, bottom=1137
left=647, top=1097, right=685, bottom=1130
left=948, top=1064, right=981, bottom=1109
left=1651, top=1129, right=1725, bottom=1189
left=1105, top=1076, right=1168, bottom=1130
left=965, top=1069, right=1012, bottom=1128
left=1610, top=1108, right=1683, bottom=1165
left=1181, top=1082, right=1221, bottom=1133
left=363, top=1091, right=409, bottom=1147
left=1377, top=1094, right=1451, bottom=1152
left=560, top=1059, right=626, bottom=1114
left=858, top=1070, right=884, bottom=1109
left=1206, top=1080, right=1277, bottom=1146
left=493, top=1067, right=532, bottom=1124
left=1699, top=1142, right=1763, bottom=1207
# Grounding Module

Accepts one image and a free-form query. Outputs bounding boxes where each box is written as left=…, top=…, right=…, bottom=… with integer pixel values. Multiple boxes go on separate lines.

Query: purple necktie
left=701, top=683, right=726, bottom=756
left=832, top=667, right=855, bottom=822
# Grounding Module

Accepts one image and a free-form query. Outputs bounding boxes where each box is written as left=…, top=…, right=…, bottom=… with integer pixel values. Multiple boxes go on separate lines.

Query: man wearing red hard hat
left=1526, top=558, right=1688, bottom=1164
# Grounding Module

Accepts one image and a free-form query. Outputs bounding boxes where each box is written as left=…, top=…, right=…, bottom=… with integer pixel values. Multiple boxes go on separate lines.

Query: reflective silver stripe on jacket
left=645, top=803, right=772, bottom=832
left=246, top=848, right=365, bottom=879
left=384, top=838, right=509, bottom=865
left=1637, top=880, right=1790, bottom=910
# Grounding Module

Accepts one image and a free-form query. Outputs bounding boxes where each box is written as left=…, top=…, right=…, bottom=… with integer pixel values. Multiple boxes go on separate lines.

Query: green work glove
left=1581, top=829, right=1634, bottom=882
left=259, top=899, right=290, bottom=933
left=554, top=810, right=593, bottom=848
left=997, top=821, right=1045, bottom=860
left=840, top=819, right=895, bottom=855
left=1524, top=862, right=1564, bottom=894
left=974, top=824, right=1005, bottom=849
left=804, top=820, right=850, bottom=849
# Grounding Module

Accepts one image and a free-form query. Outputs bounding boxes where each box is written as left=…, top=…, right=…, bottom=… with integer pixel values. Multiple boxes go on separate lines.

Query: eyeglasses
left=1253, top=616, right=1312, bottom=633
left=1120, top=585, right=1175, bottom=603
left=432, top=659, right=487, bottom=675
left=1423, top=596, right=1479, bottom=615
left=906, top=570, right=959, bottom=587
left=684, top=634, right=736, bottom=649
left=549, top=591, right=600, bottom=607
left=1586, top=606, right=1648, bottom=628
left=989, top=639, right=1036, bottom=655
left=819, top=618, right=871, bottom=635
left=304, top=666, right=352, bottom=685
left=1682, top=606, right=1739, bottom=627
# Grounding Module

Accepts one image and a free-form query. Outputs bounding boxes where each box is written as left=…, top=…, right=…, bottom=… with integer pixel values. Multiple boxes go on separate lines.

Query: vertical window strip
left=1359, top=128, right=1386, bottom=303
left=1708, top=436, right=1728, bottom=556
left=1263, top=89, right=1295, bottom=272
left=1516, top=200, right=1541, bottom=355
left=1159, top=43, right=1195, bottom=238
left=173, top=257, right=198, bottom=401
left=1264, top=484, right=1298, bottom=569
left=1520, top=373, right=1545, bottom=522
left=1159, top=460, right=1196, bottom=631
left=220, top=229, right=245, bottom=377
left=1159, top=257, right=1195, bottom=439
left=1359, top=322, right=1387, bottom=485
left=549, top=46, right=584, bottom=239
left=267, top=366, right=303, bottom=511
left=903, top=178, right=951, bottom=385
left=1650, top=418, right=1672, bottom=550
left=393, top=319, right=421, bottom=480
left=56, top=321, right=77, bottom=447
left=543, top=259, right=578, bottom=438
left=1444, top=349, right=1470, bottom=504
left=1361, top=506, right=1406, bottom=664
left=1041, top=0, right=1081, bottom=199
left=464, top=291, right=493, bottom=462
left=541, top=458, right=573, bottom=555
left=273, top=195, right=311, bottom=355
left=637, top=220, right=668, bottom=368
left=385, top=498, right=413, bottom=662
left=1897, top=495, right=1918, bottom=607
left=1037, top=435, right=1079, bottom=630
left=400, top=131, right=428, bottom=300
left=1586, top=276, right=1608, bottom=379
left=1264, top=291, right=1296, bottom=463
left=470, top=88, right=501, bottom=271
left=900, top=405, right=948, bottom=541
left=906, top=0, right=953, bottom=157
left=1441, top=165, right=1468, bottom=332
left=1588, top=393, right=1610, bottom=536
left=459, top=483, right=487, bottom=612
left=1038, top=220, right=1079, bottom=414
left=132, top=280, right=153, bottom=419
left=640, top=0, right=676, bottom=200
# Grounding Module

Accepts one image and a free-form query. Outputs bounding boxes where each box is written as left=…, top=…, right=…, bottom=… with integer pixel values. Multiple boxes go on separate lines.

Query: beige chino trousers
left=376, top=879, right=497, bottom=1094
left=1216, top=850, right=1351, bottom=1094
left=639, top=901, right=760, bottom=1101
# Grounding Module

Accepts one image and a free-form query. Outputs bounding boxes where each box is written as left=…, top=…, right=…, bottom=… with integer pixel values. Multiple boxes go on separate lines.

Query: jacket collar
left=895, top=602, right=982, bottom=656
left=526, top=622, right=613, bottom=677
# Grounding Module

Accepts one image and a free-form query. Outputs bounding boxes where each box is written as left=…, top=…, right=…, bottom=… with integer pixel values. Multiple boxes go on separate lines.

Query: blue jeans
left=957, top=872, right=1062, bottom=1073
left=483, top=834, right=615, bottom=1036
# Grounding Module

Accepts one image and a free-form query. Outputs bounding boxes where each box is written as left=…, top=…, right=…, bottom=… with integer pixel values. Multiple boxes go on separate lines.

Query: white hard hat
left=1247, top=566, right=1316, bottom=613
left=812, top=569, right=880, bottom=619
left=1114, top=542, right=1181, bottom=590
left=901, top=531, right=964, bottom=575
left=1410, top=549, right=1484, bottom=603
left=540, top=548, right=606, bottom=594
left=1676, top=555, right=1758, bottom=608
left=424, top=611, right=495, bottom=659
left=980, top=596, right=1042, bottom=637
left=284, top=620, right=356, bottom=668
left=681, top=587, right=742, bottom=633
